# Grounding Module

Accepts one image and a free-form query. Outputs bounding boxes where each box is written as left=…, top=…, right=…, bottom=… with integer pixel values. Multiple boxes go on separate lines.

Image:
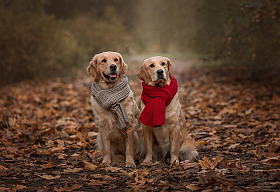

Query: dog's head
left=87, top=51, right=127, bottom=84
left=137, top=56, right=173, bottom=86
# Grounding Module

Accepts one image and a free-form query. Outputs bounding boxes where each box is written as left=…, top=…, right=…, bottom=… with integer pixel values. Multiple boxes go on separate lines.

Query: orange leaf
left=76, top=132, right=87, bottom=143
left=199, top=156, right=222, bottom=170
left=41, top=161, right=56, bottom=169
left=82, top=161, right=97, bottom=171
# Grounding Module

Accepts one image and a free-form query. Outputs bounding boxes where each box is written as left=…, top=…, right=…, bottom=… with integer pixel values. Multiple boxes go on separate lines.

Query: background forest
left=0, top=0, right=279, bottom=85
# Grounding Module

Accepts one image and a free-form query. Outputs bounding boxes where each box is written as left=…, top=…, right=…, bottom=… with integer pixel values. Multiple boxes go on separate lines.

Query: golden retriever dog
left=137, top=56, right=198, bottom=165
left=87, top=51, right=144, bottom=167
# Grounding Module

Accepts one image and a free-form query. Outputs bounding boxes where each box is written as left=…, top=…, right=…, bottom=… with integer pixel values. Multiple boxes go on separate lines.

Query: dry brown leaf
left=0, top=187, right=9, bottom=191
left=199, top=156, right=222, bottom=170
left=39, top=174, right=61, bottom=180
left=196, top=140, right=209, bottom=147
left=41, top=161, right=56, bottom=169
left=50, top=146, right=66, bottom=152
left=87, top=179, right=109, bottom=186
left=88, top=132, right=98, bottom=137
left=78, top=175, right=89, bottom=182
left=105, top=166, right=126, bottom=173
left=54, top=183, right=81, bottom=192
left=76, top=131, right=87, bottom=143
left=82, top=161, right=98, bottom=171
left=14, top=184, right=26, bottom=190
left=90, top=174, right=103, bottom=179
left=262, top=156, right=280, bottom=166
left=180, top=160, right=200, bottom=169
left=143, top=161, right=161, bottom=167
left=185, top=183, right=202, bottom=191
left=199, top=156, right=212, bottom=170
left=0, top=165, right=8, bottom=170
left=102, top=175, right=114, bottom=181
left=64, top=168, right=83, bottom=173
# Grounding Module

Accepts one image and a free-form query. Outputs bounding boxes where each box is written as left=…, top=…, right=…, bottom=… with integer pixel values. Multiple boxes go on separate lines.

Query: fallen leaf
left=143, top=161, right=161, bottom=167
left=87, top=179, right=109, bottom=186
left=0, top=187, right=9, bottom=191
left=199, top=169, right=233, bottom=187
left=39, top=174, right=61, bottom=180
left=262, top=156, right=280, bottom=166
left=105, top=166, right=126, bottom=173
left=196, top=140, right=209, bottom=147
left=199, top=156, right=222, bottom=170
left=41, top=161, right=56, bottom=169
left=64, top=168, right=83, bottom=173
left=180, top=160, right=200, bottom=169
left=82, top=161, right=98, bottom=171
left=88, top=132, right=98, bottom=137
left=14, top=184, right=26, bottom=190
left=54, top=183, right=81, bottom=192
left=0, top=165, right=8, bottom=170
left=90, top=174, right=103, bottom=179
left=76, top=132, right=87, bottom=143
left=184, top=183, right=202, bottom=191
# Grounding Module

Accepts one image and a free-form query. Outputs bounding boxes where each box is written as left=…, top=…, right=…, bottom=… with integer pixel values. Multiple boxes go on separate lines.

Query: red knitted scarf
left=139, top=76, right=178, bottom=127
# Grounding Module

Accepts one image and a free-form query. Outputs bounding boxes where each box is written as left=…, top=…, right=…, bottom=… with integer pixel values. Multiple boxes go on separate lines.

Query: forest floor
left=0, top=58, right=280, bottom=191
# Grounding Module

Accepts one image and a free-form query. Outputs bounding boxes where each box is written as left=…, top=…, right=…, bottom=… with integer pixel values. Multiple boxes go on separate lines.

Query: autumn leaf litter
left=0, top=64, right=280, bottom=191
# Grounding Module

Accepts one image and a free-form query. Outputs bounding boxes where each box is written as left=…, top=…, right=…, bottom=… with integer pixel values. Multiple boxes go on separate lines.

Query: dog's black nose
left=110, top=64, right=117, bottom=71
left=156, top=69, right=164, bottom=75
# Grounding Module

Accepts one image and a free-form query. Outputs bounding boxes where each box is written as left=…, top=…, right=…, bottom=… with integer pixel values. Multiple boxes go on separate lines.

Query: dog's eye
left=161, top=62, right=166, bottom=66
left=150, top=64, right=154, bottom=68
left=114, top=58, right=118, bottom=62
left=102, top=59, right=107, bottom=62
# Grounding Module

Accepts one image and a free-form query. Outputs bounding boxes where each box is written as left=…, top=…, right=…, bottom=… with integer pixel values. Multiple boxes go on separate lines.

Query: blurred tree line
left=0, top=0, right=279, bottom=85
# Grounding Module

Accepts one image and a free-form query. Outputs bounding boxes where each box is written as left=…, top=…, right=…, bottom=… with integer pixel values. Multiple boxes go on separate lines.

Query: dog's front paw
left=101, top=162, right=111, bottom=167
left=171, top=159, right=179, bottom=165
left=140, top=160, right=152, bottom=166
left=171, top=155, right=179, bottom=164
left=140, top=162, right=149, bottom=166
left=101, top=158, right=111, bottom=167
left=101, top=155, right=111, bottom=166
left=126, top=162, right=136, bottom=168
left=125, top=156, right=136, bottom=168
left=141, top=155, right=153, bottom=165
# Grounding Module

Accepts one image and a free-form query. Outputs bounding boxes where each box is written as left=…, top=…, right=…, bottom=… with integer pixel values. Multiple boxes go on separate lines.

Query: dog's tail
left=179, top=138, right=199, bottom=161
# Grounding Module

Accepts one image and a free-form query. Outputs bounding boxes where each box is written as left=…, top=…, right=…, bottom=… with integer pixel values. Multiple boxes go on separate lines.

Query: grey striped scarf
left=91, top=75, right=130, bottom=129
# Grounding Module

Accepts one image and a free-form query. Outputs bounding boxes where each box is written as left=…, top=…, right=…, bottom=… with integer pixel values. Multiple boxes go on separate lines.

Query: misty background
left=0, top=0, right=279, bottom=85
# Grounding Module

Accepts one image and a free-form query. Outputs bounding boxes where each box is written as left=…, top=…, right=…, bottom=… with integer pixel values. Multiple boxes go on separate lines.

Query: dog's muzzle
left=156, top=69, right=165, bottom=80
left=103, top=64, right=118, bottom=81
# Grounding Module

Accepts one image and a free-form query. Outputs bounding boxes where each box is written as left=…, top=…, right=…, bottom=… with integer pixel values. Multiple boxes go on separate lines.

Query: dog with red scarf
left=137, top=56, right=198, bottom=165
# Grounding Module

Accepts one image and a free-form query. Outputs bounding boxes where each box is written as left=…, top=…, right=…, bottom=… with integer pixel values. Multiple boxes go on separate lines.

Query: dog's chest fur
left=141, top=93, right=182, bottom=151
left=91, top=90, right=137, bottom=140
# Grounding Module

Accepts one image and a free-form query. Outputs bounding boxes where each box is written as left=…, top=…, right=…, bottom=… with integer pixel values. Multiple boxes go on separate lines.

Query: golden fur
left=137, top=56, right=198, bottom=164
left=87, top=51, right=144, bottom=167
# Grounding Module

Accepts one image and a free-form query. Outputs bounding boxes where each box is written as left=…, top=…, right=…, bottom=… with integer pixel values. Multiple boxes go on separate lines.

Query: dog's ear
left=137, top=64, right=151, bottom=84
left=167, top=58, right=173, bottom=80
left=118, top=53, right=127, bottom=76
left=87, top=55, right=100, bottom=79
